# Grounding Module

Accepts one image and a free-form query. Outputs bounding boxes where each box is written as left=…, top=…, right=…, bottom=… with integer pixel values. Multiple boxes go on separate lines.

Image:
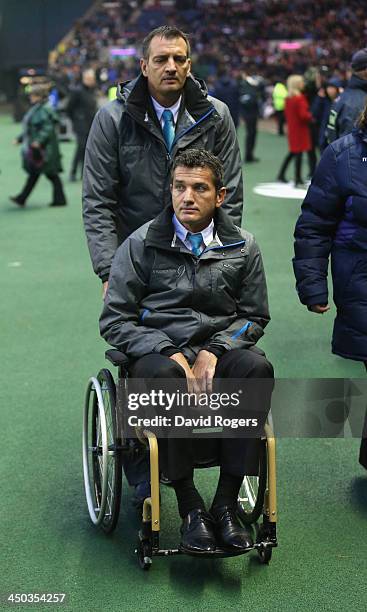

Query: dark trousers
left=128, top=349, right=274, bottom=481
left=360, top=363, right=367, bottom=469
left=17, top=171, right=66, bottom=205
left=275, top=110, right=285, bottom=135
left=243, top=113, right=258, bottom=161
left=277, top=150, right=316, bottom=185
left=70, top=133, right=88, bottom=178
left=360, top=423, right=367, bottom=469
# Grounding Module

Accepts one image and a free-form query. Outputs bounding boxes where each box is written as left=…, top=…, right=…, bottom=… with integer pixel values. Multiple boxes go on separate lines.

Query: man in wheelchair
left=100, top=149, right=273, bottom=555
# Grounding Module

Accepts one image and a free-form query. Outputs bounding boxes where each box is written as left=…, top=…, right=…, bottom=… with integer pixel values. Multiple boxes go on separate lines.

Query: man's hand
left=102, top=281, right=108, bottom=298
left=169, top=352, right=198, bottom=394
left=308, top=304, right=330, bottom=314
left=192, top=350, right=218, bottom=394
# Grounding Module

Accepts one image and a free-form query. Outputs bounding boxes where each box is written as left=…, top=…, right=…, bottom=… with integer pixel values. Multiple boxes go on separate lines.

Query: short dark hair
left=142, top=26, right=191, bottom=59
left=171, top=149, right=224, bottom=192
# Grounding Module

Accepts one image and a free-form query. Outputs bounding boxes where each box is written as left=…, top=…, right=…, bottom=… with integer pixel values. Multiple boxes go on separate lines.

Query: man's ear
left=170, top=182, right=173, bottom=193
left=140, top=57, right=148, bottom=76
left=215, top=187, right=226, bottom=208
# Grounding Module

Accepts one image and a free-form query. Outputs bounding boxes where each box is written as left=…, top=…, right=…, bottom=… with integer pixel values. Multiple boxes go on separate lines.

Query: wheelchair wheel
left=237, top=438, right=267, bottom=525
left=83, top=369, right=122, bottom=533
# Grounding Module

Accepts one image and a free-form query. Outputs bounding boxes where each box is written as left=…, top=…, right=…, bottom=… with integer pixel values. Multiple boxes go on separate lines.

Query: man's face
left=83, top=72, right=96, bottom=88
left=326, top=85, right=339, bottom=100
left=140, top=36, right=191, bottom=104
left=171, top=166, right=226, bottom=232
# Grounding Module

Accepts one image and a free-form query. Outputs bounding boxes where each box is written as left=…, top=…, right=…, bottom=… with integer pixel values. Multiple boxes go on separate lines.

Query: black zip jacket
left=100, top=207, right=269, bottom=362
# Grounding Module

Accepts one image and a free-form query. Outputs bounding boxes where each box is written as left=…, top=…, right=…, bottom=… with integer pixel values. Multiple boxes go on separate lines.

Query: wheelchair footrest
left=153, top=546, right=251, bottom=558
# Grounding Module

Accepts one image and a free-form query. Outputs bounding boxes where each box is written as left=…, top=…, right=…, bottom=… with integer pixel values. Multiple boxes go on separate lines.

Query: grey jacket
left=100, top=207, right=269, bottom=362
left=83, top=74, right=243, bottom=282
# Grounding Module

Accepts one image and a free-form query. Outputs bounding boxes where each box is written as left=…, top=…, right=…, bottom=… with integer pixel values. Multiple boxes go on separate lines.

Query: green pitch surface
left=0, top=114, right=366, bottom=612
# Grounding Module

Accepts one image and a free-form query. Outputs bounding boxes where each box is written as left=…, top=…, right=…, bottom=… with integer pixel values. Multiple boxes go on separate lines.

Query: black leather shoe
left=180, top=509, right=216, bottom=554
left=212, top=505, right=253, bottom=551
left=10, top=196, right=25, bottom=207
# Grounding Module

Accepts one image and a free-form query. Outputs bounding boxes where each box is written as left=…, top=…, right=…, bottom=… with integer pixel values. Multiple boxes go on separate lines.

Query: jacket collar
left=117, top=73, right=214, bottom=126
left=348, top=74, right=367, bottom=92
left=145, top=205, right=244, bottom=249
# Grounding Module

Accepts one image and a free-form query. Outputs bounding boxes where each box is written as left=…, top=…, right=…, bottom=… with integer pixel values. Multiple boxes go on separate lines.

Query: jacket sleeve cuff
left=160, top=346, right=182, bottom=357
left=203, top=345, right=227, bottom=358
left=304, top=293, right=328, bottom=307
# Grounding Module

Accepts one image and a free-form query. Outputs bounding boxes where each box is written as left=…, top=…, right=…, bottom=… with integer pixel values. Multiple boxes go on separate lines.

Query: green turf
left=0, top=115, right=366, bottom=612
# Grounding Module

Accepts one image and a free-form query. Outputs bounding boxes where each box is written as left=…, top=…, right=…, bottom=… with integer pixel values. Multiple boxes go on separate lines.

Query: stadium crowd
left=49, top=0, right=367, bottom=90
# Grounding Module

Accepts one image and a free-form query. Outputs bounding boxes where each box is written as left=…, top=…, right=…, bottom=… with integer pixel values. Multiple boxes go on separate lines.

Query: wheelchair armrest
left=105, top=349, right=129, bottom=367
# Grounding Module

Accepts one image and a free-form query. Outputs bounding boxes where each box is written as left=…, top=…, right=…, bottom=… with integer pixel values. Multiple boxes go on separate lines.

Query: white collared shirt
left=172, top=214, right=217, bottom=253
left=151, top=96, right=182, bottom=128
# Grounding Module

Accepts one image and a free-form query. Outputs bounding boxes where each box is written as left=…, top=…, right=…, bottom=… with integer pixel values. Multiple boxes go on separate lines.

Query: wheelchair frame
left=82, top=350, right=278, bottom=570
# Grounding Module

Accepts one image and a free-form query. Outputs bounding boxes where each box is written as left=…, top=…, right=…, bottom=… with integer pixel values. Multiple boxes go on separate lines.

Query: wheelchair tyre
left=237, top=438, right=267, bottom=525
left=258, top=544, right=272, bottom=564
left=83, top=369, right=122, bottom=533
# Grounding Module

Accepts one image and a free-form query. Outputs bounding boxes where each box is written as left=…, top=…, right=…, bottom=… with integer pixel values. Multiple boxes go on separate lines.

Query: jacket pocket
left=212, top=259, right=242, bottom=293
left=149, top=267, right=179, bottom=293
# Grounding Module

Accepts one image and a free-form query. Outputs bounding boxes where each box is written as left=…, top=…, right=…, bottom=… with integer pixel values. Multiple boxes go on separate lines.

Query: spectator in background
left=239, top=66, right=266, bottom=163
left=326, top=48, right=367, bottom=143
left=212, top=68, right=240, bottom=128
left=67, top=68, right=98, bottom=181
left=277, top=75, right=313, bottom=187
left=293, top=100, right=367, bottom=470
left=312, top=77, right=343, bottom=153
left=10, top=84, right=67, bottom=208
left=272, top=77, right=287, bottom=135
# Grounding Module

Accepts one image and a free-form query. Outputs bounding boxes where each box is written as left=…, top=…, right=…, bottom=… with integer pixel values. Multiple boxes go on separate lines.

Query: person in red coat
left=277, top=75, right=313, bottom=186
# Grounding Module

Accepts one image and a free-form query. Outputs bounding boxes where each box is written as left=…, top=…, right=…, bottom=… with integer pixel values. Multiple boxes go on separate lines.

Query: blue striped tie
left=187, top=232, right=203, bottom=256
left=162, top=109, right=175, bottom=151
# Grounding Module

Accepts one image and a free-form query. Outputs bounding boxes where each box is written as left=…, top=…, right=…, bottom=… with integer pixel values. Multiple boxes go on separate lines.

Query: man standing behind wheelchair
left=100, top=149, right=273, bottom=555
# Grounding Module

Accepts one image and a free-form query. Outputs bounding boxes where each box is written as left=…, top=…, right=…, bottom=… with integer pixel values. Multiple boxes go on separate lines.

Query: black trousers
left=277, top=150, right=316, bottom=184
left=128, top=349, right=274, bottom=481
left=360, top=363, right=367, bottom=469
left=243, top=113, right=258, bottom=161
left=70, top=133, right=88, bottom=178
left=275, top=110, right=285, bottom=135
left=17, top=171, right=66, bottom=205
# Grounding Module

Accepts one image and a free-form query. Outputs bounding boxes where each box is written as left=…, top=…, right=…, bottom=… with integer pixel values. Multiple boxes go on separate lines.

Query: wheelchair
left=82, top=349, right=278, bottom=570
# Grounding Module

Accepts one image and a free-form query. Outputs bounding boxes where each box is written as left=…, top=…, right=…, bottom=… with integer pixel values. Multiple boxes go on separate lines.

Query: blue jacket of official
left=293, top=128, right=367, bottom=362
